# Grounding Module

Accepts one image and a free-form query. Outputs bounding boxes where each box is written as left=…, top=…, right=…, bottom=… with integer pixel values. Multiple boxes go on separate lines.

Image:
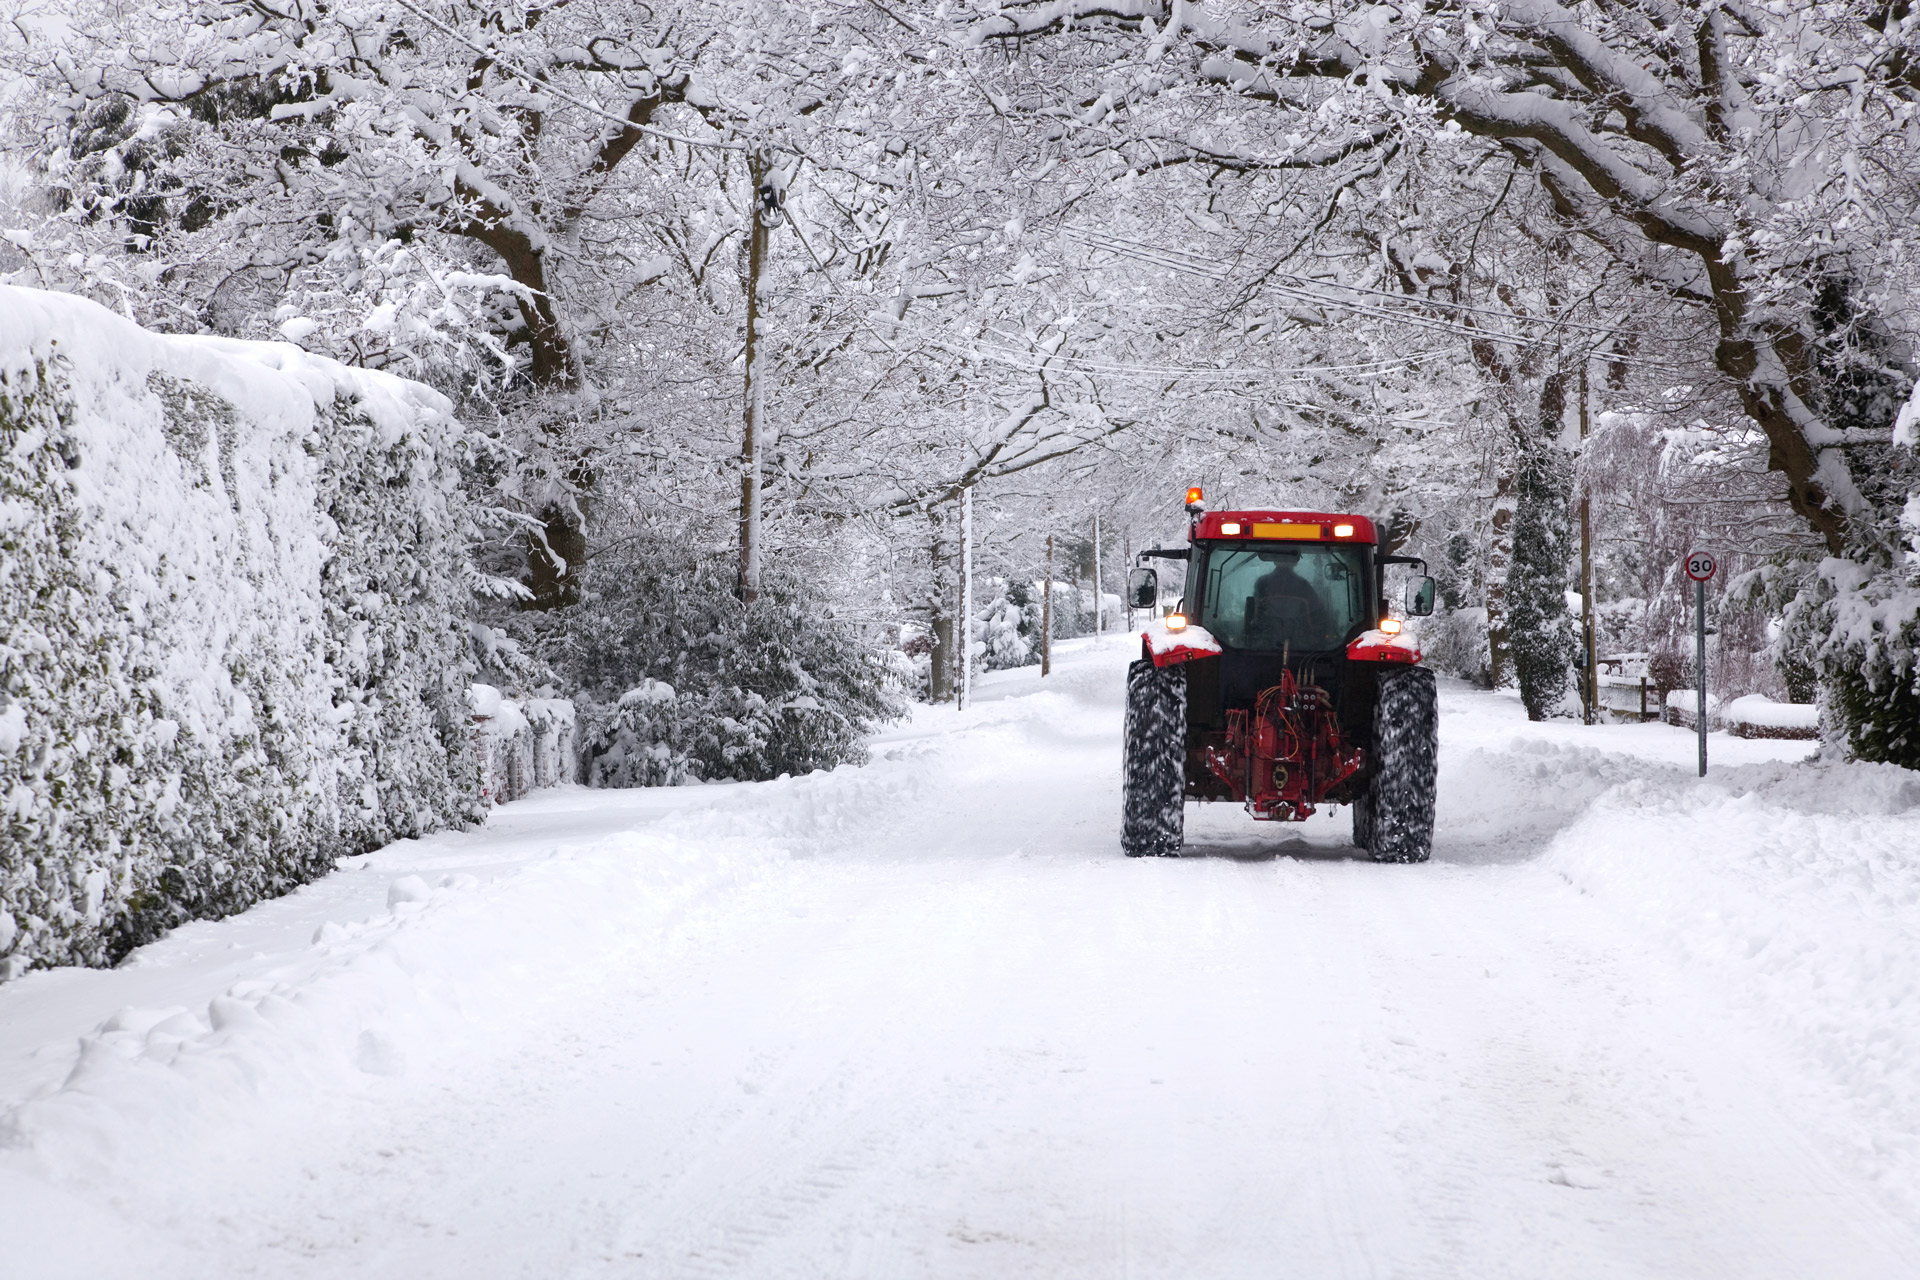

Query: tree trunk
left=1578, top=361, right=1598, bottom=726
left=738, top=149, right=771, bottom=603
left=927, top=505, right=957, bottom=702
left=960, top=485, right=974, bottom=710
left=522, top=488, right=589, bottom=612
left=1508, top=370, right=1577, bottom=721
left=1483, top=472, right=1515, bottom=690
left=454, top=183, right=592, bottom=613
left=1092, top=512, right=1102, bottom=634
left=454, top=178, right=577, bottom=390
left=1041, top=533, right=1054, bottom=678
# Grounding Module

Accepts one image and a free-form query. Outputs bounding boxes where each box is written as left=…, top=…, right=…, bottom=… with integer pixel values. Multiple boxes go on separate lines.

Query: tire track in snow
left=5, top=637, right=1918, bottom=1277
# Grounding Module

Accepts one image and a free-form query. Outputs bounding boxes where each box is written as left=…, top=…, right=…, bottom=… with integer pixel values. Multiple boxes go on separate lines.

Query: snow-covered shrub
left=1783, top=549, right=1920, bottom=770
left=978, top=578, right=1038, bottom=670
left=537, top=539, right=907, bottom=785
left=583, top=681, right=690, bottom=788
left=1723, top=695, right=1818, bottom=741
left=1420, top=605, right=1492, bottom=687
left=1759, top=486, right=1919, bottom=770
left=0, top=287, right=481, bottom=975
left=967, top=576, right=1104, bottom=675
left=1664, top=689, right=1726, bottom=731
left=524, top=699, right=579, bottom=792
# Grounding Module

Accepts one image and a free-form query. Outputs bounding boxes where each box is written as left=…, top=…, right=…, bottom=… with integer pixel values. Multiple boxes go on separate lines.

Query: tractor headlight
left=1166, top=613, right=1189, bottom=631
left=1379, top=618, right=1403, bottom=635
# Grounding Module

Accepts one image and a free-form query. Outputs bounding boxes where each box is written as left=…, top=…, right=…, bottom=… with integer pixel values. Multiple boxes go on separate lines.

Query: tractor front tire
left=1351, top=788, right=1375, bottom=854
left=1122, top=658, right=1187, bottom=857
left=1368, top=665, right=1437, bottom=864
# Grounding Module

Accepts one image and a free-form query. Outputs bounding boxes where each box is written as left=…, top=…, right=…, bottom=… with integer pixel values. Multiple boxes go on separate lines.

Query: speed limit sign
left=1684, top=551, right=1717, bottom=777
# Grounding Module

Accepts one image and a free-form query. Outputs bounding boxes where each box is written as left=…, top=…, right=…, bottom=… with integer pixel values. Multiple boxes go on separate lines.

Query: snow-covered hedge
left=0, top=287, right=482, bottom=976
left=1724, top=695, right=1819, bottom=741
left=1663, top=689, right=1724, bottom=730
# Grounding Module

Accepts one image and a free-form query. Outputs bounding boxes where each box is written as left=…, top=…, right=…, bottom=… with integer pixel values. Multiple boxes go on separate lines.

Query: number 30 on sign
left=1685, top=552, right=1717, bottom=582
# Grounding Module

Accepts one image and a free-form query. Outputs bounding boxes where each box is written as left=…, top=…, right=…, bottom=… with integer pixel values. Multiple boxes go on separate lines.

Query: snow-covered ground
left=4, top=635, right=1918, bottom=1278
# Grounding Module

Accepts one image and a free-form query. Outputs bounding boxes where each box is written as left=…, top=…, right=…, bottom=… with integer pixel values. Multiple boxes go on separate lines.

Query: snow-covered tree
left=960, top=0, right=1920, bottom=760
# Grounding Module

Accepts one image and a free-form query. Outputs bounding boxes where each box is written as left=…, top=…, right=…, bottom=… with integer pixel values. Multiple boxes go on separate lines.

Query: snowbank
left=1539, top=756, right=1920, bottom=1197
left=0, top=286, right=482, bottom=976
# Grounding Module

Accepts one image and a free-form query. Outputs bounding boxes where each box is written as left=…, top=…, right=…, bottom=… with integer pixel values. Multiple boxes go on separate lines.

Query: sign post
left=1684, top=551, right=1717, bottom=776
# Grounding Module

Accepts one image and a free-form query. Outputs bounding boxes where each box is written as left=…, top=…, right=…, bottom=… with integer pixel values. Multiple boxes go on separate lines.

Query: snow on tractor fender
left=1141, top=617, right=1223, bottom=668
left=1345, top=628, right=1423, bottom=665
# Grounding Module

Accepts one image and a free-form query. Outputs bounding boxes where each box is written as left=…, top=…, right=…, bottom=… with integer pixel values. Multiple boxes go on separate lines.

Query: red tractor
left=1122, top=489, right=1439, bottom=861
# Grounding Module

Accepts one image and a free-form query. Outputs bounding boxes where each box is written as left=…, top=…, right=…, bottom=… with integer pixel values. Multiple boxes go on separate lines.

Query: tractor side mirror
left=1127, top=567, right=1159, bottom=610
left=1406, top=575, right=1436, bottom=617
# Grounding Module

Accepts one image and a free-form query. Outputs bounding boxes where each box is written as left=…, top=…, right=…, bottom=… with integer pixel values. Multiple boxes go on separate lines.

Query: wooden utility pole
left=1092, top=512, right=1102, bottom=634
left=1579, top=360, right=1598, bottom=725
left=1041, top=533, right=1054, bottom=677
left=960, top=486, right=974, bottom=710
left=928, top=506, right=955, bottom=703
left=737, top=150, right=773, bottom=603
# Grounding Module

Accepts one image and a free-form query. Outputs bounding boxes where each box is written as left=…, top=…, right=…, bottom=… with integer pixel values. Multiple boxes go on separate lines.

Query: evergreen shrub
left=0, top=288, right=481, bottom=975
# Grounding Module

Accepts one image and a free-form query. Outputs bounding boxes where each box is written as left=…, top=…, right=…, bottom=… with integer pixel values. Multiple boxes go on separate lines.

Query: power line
left=1061, top=229, right=1710, bottom=369
left=866, top=313, right=1457, bottom=382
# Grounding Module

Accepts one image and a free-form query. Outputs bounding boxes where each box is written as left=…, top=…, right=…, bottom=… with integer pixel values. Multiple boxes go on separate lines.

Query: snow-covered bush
left=543, top=539, right=907, bottom=785
left=978, top=578, right=1038, bottom=670
left=1783, top=548, right=1920, bottom=770
left=583, top=681, right=689, bottom=789
left=1723, top=695, right=1819, bottom=742
left=966, top=576, right=1109, bottom=676
left=0, top=287, right=481, bottom=975
left=1420, top=606, right=1492, bottom=687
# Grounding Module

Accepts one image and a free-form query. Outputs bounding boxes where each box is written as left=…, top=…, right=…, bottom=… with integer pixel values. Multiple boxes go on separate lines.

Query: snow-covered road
left=5, top=636, right=1919, bottom=1278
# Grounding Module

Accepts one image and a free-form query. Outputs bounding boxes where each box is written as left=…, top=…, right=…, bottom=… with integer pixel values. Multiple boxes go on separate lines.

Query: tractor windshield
left=1198, top=544, right=1369, bottom=651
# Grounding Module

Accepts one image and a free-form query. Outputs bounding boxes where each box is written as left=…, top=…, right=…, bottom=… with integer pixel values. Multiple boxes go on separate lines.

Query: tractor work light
left=1379, top=618, right=1404, bottom=635
left=1166, top=613, right=1189, bottom=631
left=1334, top=523, right=1355, bottom=537
left=1220, top=522, right=1242, bottom=535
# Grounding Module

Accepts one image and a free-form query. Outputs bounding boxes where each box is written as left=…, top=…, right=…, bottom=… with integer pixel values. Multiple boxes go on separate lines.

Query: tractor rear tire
left=1351, top=789, right=1375, bottom=854
left=1368, top=665, right=1437, bottom=864
left=1122, top=658, right=1186, bottom=857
